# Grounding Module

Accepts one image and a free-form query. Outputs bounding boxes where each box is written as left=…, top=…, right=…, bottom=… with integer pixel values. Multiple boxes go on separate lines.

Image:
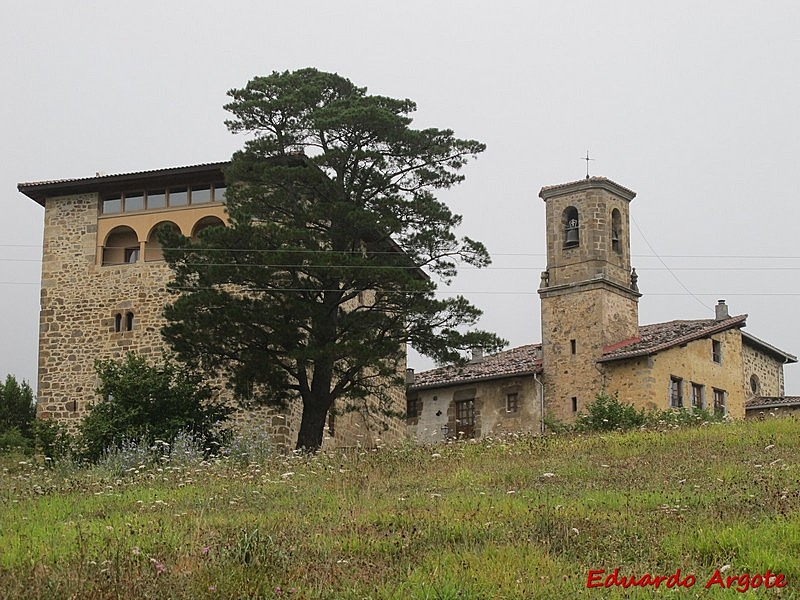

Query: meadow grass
left=0, top=418, right=798, bottom=598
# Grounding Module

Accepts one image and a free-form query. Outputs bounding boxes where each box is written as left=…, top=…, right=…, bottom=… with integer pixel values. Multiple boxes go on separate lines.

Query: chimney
left=405, top=368, right=415, bottom=385
left=469, top=348, right=484, bottom=364
left=715, top=299, right=729, bottom=321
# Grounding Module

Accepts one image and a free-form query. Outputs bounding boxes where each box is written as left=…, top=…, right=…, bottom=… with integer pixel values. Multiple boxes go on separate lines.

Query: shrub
left=575, top=392, right=646, bottom=432
left=78, top=353, right=232, bottom=462
left=32, top=419, right=73, bottom=460
left=644, top=406, right=724, bottom=429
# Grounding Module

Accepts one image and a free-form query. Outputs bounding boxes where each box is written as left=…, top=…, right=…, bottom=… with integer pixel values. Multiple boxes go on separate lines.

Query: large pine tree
left=162, top=68, right=504, bottom=450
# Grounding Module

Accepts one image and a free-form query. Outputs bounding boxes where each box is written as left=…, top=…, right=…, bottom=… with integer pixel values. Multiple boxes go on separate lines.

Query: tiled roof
left=18, top=162, right=230, bottom=205
left=409, top=344, right=542, bottom=391
left=742, top=331, right=797, bottom=363
left=539, top=176, right=637, bottom=201
left=746, top=396, right=800, bottom=410
left=598, top=315, right=748, bottom=362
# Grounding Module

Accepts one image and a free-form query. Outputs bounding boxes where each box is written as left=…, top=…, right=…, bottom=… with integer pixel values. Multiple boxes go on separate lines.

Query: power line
left=630, top=214, right=710, bottom=311
left=4, top=280, right=800, bottom=298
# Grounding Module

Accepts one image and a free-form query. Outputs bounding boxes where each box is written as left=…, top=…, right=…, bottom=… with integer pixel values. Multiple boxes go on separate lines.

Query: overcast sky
left=3, top=1, right=800, bottom=394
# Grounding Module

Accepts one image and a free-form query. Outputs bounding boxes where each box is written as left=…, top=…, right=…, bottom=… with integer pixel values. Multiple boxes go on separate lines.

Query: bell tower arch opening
left=611, top=208, right=622, bottom=254
left=563, top=206, right=580, bottom=248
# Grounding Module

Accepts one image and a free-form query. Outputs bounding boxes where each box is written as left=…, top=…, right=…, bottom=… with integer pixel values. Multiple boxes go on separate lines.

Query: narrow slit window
left=712, top=340, right=722, bottom=364
left=506, top=393, right=519, bottom=414
left=125, top=312, right=134, bottom=331
left=114, top=313, right=122, bottom=332
left=571, top=397, right=578, bottom=412
left=570, top=339, right=577, bottom=354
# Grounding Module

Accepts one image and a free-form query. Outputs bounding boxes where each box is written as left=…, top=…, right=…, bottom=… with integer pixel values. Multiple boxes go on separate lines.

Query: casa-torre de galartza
left=18, top=166, right=798, bottom=446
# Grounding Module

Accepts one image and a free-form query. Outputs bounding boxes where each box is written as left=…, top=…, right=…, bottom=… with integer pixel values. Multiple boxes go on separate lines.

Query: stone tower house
left=538, top=177, right=642, bottom=421
left=19, top=162, right=407, bottom=450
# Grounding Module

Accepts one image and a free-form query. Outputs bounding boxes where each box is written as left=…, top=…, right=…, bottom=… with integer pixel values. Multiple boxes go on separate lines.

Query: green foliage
left=0, top=427, right=34, bottom=453
left=575, top=392, right=725, bottom=433
left=645, top=406, right=724, bottom=429
left=78, top=353, right=232, bottom=462
left=162, top=68, right=505, bottom=450
left=32, top=419, right=73, bottom=459
left=575, top=392, right=647, bottom=432
left=0, top=374, right=36, bottom=440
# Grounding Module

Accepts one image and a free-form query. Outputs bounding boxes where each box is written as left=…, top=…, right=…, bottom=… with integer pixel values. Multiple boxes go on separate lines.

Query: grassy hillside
left=1, top=419, right=798, bottom=599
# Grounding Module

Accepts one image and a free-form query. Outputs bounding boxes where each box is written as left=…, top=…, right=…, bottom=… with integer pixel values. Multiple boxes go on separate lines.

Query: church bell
left=564, top=223, right=579, bottom=247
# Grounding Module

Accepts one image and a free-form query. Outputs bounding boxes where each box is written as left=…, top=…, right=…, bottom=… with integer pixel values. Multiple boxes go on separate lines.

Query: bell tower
left=538, top=176, right=641, bottom=422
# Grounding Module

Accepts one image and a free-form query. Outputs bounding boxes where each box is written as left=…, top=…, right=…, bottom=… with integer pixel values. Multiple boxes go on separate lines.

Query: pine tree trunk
left=295, top=397, right=330, bottom=451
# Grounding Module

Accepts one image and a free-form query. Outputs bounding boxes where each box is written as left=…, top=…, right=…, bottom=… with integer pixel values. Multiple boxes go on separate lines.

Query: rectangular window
left=713, top=388, right=726, bottom=416
left=691, top=383, right=704, bottom=410
left=712, top=340, right=722, bottom=363
left=191, top=185, right=212, bottom=204
left=670, top=376, right=684, bottom=408
left=407, top=397, right=419, bottom=419
left=124, top=193, right=144, bottom=212
left=147, top=190, right=166, bottom=209
left=570, top=339, right=577, bottom=355
left=215, top=185, right=227, bottom=203
left=571, top=397, right=578, bottom=412
left=103, top=196, right=122, bottom=214
left=455, top=399, right=475, bottom=438
left=169, top=187, right=189, bottom=207
left=506, top=393, right=519, bottom=414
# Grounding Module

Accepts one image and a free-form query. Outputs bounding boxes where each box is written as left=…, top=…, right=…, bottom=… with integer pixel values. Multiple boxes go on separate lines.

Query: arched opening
left=611, top=208, right=622, bottom=254
left=102, top=226, right=140, bottom=266
left=562, top=206, right=579, bottom=248
left=114, top=313, right=122, bottom=333
left=145, top=221, right=180, bottom=262
left=750, top=374, right=760, bottom=395
left=125, top=311, right=134, bottom=331
left=191, top=215, right=225, bottom=240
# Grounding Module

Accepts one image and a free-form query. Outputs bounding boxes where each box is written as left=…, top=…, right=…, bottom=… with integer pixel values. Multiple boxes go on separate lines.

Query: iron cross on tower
left=582, top=150, right=594, bottom=179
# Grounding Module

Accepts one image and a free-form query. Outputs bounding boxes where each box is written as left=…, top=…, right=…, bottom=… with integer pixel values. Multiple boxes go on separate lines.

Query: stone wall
left=741, top=342, right=785, bottom=399
left=604, top=328, right=747, bottom=418
left=38, top=192, right=178, bottom=424
left=542, top=186, right=633, bottom=290
left=407, top=375, right=542, bottom=443
left=540, top=284, right=639, bottom=422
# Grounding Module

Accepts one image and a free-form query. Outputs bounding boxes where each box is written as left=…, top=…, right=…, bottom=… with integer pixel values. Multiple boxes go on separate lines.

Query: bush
left=644, top=406, right=724, bottom=429
left=32, top=419, right=73, bottom=460
left=78, top=353, right=232, bottom=462
left=575, top=392, right=646, bottom=432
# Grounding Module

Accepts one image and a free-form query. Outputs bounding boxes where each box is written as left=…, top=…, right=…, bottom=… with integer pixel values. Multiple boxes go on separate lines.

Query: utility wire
left=630, top=214, right=711, bottom=310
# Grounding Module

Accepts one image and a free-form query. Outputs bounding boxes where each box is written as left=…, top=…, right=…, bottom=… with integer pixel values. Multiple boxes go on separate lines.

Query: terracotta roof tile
left=539, top=176, right=637, bottom=201
left=409, top=344, right=542, bottom=391
left=599, top=315, right=748, bottom=362
left=746, top=396, right=800, bottom=409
